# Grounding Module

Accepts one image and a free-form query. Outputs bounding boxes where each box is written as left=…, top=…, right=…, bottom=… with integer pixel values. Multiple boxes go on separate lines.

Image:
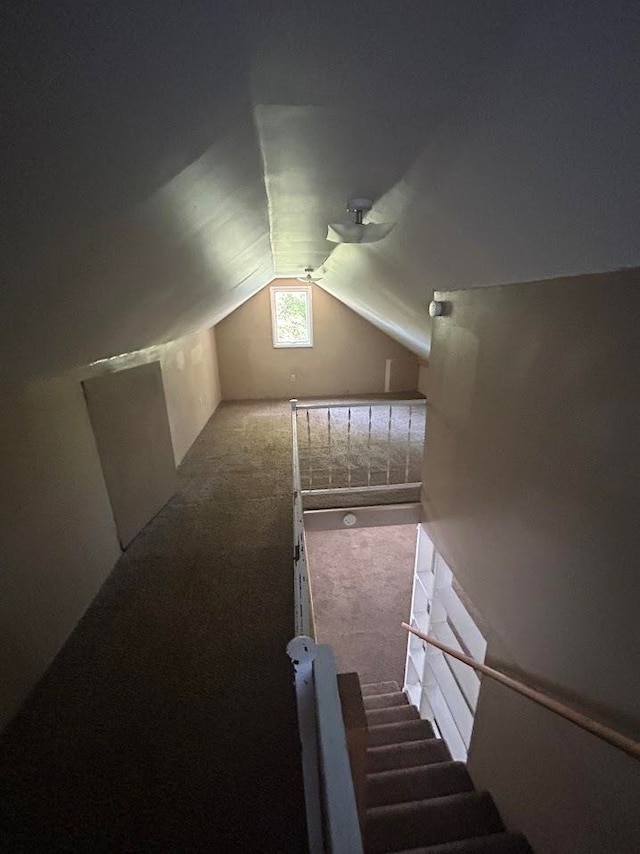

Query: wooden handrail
left=402, top=623, right=640, bottom=761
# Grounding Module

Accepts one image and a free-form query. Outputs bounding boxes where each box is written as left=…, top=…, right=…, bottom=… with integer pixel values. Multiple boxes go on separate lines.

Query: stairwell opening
left=305, top=514, right=489, bottom=763
left=304, top=521, right=416, bottom=686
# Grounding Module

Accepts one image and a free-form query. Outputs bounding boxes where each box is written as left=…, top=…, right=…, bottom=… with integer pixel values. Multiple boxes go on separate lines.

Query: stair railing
left=293, top=398, right=426, bottom=497
left=291, top=399, right=315, bottom=639
left=288, top=400, right=363, bottom=854
left=403, top=623, right=640, bottom=761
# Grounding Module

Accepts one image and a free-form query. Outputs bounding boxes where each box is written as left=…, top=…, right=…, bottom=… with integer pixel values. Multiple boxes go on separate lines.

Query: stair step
left=363, top=691, right=409, bottom=711
left=394, top=831, right=532, bottom=853
left=366, top=705, right=420, bottom=726
left=367, top=761, right=473, bottom=807
left=368, top=739, right=452, bottom=773
left=368, top=718, right=436, bottom=748
left=365, top=791, right=504, bottom=854
left=362, top=681, right=401, bottom=697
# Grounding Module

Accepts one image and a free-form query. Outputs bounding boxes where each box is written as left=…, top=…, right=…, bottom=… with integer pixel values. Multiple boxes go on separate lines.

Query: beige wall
left=422, top=268, right=640, bottom=852
left=81, top=327, right=222, bottom=467
left=160, top=328, right=222, bottom=465
left=470, top=679, right=640, bottom=853
left=0, top=378, right=121, bottom=729
left=385, top=357, right=419, bottom=394
left=80, top=326, right=222, bottom=545
left=417, top=362, right=429, bottom=397
left=84, top=363, right=177, bottom=548
left=0, top=326, right=221, bottom=731
left=215, top=281, right=418, bottom=399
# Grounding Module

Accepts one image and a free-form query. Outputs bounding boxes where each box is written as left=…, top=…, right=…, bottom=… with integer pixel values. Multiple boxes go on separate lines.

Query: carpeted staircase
left=361, top=681, right=531, bottom=854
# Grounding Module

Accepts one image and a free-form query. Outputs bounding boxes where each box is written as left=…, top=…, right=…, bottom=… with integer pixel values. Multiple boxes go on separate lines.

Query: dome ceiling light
left=297, top=267, right=324, bottom=283
left=326, top=198, right=395, bottom=244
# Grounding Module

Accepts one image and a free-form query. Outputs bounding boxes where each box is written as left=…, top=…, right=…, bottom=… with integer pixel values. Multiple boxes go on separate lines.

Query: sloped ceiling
left=2, top=1, right=639, bottom=379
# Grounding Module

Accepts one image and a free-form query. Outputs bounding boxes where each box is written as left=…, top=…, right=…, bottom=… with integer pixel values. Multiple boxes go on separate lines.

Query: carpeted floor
left=305, top=525, right=416, bottom=687
left=0, top=401, right=307, bottom=852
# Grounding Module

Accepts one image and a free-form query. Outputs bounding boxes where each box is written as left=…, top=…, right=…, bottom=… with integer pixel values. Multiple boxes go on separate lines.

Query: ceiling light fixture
left=326, top=198, right=395, bottom=244
left=297, top=267, right=324, bottom=283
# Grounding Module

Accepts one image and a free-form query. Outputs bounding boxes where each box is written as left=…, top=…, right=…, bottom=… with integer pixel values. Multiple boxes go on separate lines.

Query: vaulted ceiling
left=2, top=1, right=639, bottom=379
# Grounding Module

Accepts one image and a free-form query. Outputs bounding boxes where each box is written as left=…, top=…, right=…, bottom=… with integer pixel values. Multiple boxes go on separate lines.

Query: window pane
left=275, top=290, right=309, bottom=344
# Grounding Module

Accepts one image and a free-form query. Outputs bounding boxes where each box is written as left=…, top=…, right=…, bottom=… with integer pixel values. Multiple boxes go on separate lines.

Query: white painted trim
left=296, top=399, right=426, bottom=410
left=438, top=586, right=487, bottom=663
left=314, top=645, right=364, bottom=854
left=384, top=358, right=392, bottom=392
left=303, top=503, right=423, bottom=531
left=404, top=524, right=435, bottom=715
left=428, top=649, right=475, bottom=746
left=431, top=619, right=481, bottom=710
left=291, top=400, right=315, bottom=638
left=287, top=638, right=323, bottom=854
left=424, top=674, right=468, bottom=761
left=270, top=284, right=313, bottom=348
left=404, top=523, right=488, bottom=762
left=301, top=482, right=422, bottom=497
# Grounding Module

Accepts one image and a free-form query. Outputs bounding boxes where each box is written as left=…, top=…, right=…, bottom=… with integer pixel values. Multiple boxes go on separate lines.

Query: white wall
left=5, top=4, right=637, bottom=375
left=321, top=0, right=640, bottom=359
left=1, top=3, right=274, bottom=382
left=423, top=268, right=640, bottom=852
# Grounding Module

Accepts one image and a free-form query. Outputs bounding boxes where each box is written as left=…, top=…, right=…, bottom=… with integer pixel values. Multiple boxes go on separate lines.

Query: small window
left=270, top=285, right=313, bottom=348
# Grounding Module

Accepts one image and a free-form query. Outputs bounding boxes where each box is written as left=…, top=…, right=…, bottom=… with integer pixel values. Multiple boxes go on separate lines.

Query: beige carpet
left=305, top=524, right=416, bottom=686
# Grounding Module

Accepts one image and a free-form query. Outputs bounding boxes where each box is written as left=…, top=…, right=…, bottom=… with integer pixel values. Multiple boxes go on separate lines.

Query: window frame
left=269, top=284, right=314, bottom=349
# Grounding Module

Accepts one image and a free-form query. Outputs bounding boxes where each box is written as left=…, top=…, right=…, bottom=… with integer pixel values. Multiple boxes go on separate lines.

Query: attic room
left=1, top=1, right=639, bottom=852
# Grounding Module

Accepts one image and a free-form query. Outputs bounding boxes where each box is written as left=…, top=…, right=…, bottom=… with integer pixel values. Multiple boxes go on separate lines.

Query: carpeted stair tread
left=363, top=691, right=410, bottom=711
left=362, top=681, right=401, bottom=697
left=368, top=738, right=452, bottom=773
left=367, top=761, right=473, bottom=807
left=368, top=718, right=436, bottom=747
left=364, top=791, right=504, bottom=854
left=392, top=831, right=532, bottom=853
left=366, top=705, right=420, bottom=726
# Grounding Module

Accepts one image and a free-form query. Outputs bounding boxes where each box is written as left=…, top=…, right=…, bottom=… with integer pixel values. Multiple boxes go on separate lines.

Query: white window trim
left=270, top=285, right=314, bottom=348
